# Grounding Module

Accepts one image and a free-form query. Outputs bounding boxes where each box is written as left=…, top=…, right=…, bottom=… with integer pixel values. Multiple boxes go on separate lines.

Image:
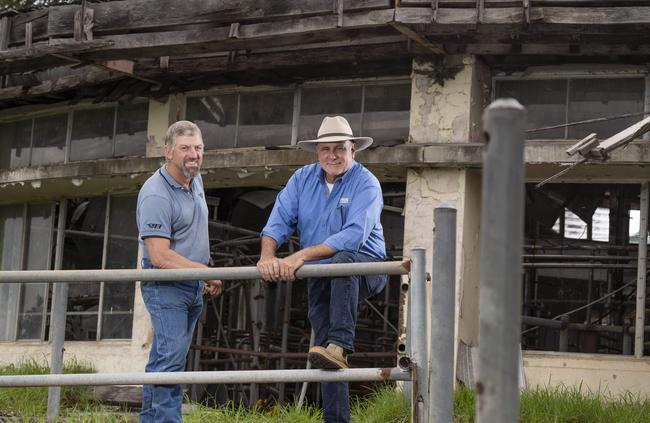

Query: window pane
left=31, top=114, right=66, bottom=166
left=495, top=80, right=567, bottom=139
left=187, top=95, right=237, bottom=149
left=65, top=315, right=98, bottom=341
left=363, top=84, right=411, bottom=146
left=17, top=204, right=53, bottom=340
left=568, top=78, right=645, bottom=139
left=0, top=205, right=24, bottom=341
left=63, top=198, right=106, bottom=340
left=300, top=87, right=362, bottom=141
left=70, top=107, right=115, bottom=161
left=0, top=119, right=31, bottom=169
left=238, top=92, right=293, bottom=148
left=102, top=196, right=137, bottom=339
left=591, top=207, right=610, bottom=242
left=114, top=102, right=148, bottom=157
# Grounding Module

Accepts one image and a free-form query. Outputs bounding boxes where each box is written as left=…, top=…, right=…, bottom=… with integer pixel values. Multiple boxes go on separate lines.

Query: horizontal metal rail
left=0, top=260, right=410, bottom=284
left=0, top=368, right=410, bottom=387
left=522, top=315, right=650, bottom=335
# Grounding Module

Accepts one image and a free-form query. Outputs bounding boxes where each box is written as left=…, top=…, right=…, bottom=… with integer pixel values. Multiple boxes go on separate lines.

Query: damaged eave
left=2, top=141, right=649, bottom=205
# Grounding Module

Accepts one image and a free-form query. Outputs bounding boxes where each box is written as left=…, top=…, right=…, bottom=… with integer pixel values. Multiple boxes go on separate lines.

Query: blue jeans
left=140, top=259, right=204, bottom=423
left=308, top=251, right=388, bottom=423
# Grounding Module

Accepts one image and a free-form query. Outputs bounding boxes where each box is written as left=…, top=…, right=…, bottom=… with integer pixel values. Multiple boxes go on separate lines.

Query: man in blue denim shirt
left=137, top=121, right=221, bottom=423
left=258, top=116, right=388, bottom=423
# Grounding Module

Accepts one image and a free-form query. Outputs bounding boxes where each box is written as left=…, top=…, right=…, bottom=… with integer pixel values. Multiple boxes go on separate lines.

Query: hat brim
left=297, top=136, right=373, bottom=153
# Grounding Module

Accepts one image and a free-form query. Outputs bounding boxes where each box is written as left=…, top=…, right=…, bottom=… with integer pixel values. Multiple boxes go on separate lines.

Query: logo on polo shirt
left=340, top=198, right=349, bottom=204
left=147, top=223, right=162, bottom=229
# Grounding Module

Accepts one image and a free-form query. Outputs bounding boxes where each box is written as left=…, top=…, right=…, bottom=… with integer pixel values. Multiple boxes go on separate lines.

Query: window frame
left=0, top=194, right=138, bottom=343
left=185, top=77, right=411, bottom=148
left=492, top=71, right=650, bottom=140
left=0, top=100, right=149, bottom=170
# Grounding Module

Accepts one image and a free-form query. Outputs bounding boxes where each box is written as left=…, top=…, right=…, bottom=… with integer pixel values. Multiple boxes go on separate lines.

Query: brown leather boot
left=308, top=343, right=349, bottom=369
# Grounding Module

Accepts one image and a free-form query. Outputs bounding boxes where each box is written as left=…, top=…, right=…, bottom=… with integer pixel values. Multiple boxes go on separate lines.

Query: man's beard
left=181, top=160, right=200, bottom=178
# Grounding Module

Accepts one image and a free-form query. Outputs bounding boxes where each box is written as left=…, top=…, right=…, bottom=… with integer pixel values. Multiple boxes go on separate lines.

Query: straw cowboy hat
left=298, top=116, right=373, bottom=153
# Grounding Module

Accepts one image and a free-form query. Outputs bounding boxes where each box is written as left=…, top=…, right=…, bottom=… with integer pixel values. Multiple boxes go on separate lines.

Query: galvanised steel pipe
left=430, top=205, right=457, bottom=423
left=477, top=99, right=526, bottom=423
left=409, top=248, right=427, bottom=422
left=635, top=181, right=649, bottom=358
left=0, top=368, right=410, bottom=387
left=0, top=261, right=410, bottom=284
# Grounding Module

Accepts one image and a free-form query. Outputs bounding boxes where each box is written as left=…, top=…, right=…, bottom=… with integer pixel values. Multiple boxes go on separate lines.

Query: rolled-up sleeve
left=261, top=174, right=299, bottom=246
left=323, top=184, right=382, bottom=252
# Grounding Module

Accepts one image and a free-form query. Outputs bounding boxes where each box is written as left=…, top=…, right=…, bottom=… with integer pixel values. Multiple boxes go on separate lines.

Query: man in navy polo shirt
left=137, top=120, right=221, bottom=423
left=257, top=116, right=388, bottom=423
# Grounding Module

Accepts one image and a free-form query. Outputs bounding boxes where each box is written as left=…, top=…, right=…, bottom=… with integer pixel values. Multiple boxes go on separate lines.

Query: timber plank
left=395, top=6, right=650, bottom=24
left=0, top=67, right=119, bottom=101
left=136, top=41, right=412, bottom=74
left=79, top=9, right=395, bottom=60
left=8, top=9, right=48, bottom=46
left=46, top=0, right=391, bottom=38
left=0, top=39, right=112, bottom=74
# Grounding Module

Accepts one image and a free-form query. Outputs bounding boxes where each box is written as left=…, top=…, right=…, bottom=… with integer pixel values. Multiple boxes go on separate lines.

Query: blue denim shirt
left=261, top=161, right=386, bottom=263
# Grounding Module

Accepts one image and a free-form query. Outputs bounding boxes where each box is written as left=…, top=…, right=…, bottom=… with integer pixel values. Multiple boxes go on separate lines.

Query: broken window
left=0, top=102, right=148, bottom=170
left=186, top=94, right=238, bottom=149
left=495, top=77, right=645, bottom=140
left=524, top=183, right=645, bottom=355
left=187, top=79, right=411, bottom=151
left=0, top=195, right=137, bottom=342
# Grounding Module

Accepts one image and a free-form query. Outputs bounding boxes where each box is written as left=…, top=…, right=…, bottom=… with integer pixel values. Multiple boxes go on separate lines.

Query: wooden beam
left=0, top=17, right=9, bottom=51
left=396, top=6, right=650, bottom=25
left=389, top=21, right=446, bottom=54
left=0, top=67, right=119, bottom=102
left=95, top=59, right=161, bottom=85
left=76, top=9, right=395, bottom=61
left=46, top=0, right=391, bottom=38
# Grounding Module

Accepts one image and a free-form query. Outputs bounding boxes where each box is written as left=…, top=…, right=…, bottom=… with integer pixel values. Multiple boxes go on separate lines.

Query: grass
left=1, top=361, right=650, bottom=422
left=0, top=358, right=99, bottom=421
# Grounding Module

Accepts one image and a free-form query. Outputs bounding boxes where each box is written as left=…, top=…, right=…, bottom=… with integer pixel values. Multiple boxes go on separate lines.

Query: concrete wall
left=524, top=351, right=650, bottom=398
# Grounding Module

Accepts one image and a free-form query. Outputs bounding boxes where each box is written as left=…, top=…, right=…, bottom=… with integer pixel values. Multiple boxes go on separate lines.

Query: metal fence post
left=635, top=181, right=649, bottom=358
left=48, top=199, right=68, bottom=420
left=476, top=99, right=526, bottom=423
left=430, top=206, right=457, bottom=423
left=410, top=248, right=428, bottom=422
left=558, top=315, right=569, bottom=352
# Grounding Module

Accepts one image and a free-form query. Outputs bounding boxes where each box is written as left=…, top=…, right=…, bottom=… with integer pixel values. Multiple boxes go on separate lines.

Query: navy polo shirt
left=136, top=164, right=210, bottom=265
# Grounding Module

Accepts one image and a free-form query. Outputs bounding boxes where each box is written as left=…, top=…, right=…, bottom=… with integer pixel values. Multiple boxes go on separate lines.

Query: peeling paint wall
left=147, top=94, right=186, bottom=157
left=404, top=55, right=489, bottom=383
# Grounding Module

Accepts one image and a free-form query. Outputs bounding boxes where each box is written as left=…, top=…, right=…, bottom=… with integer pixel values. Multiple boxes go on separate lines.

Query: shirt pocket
left=329, top=203, right=347, bottom=233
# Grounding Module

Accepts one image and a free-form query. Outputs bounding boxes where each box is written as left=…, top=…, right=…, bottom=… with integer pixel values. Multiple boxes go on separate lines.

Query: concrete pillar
left=146, top=94, right=187, bottom=157
left=403, top=55, right=491, bottom=385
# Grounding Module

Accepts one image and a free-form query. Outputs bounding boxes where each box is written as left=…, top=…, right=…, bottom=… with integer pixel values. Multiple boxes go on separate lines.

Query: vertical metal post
left=476, top=99, right=526, bottom=423
left=410, top=248, right=427, bottom=422
left=558, top=315, right=569, bottom=352
left=47, top=199, right=68, bottom=420
left=278, top=280, right=293, bottom=402
left=635, top=182, right=649, bottom=358
left=429, top=206, right=457, bottom=423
